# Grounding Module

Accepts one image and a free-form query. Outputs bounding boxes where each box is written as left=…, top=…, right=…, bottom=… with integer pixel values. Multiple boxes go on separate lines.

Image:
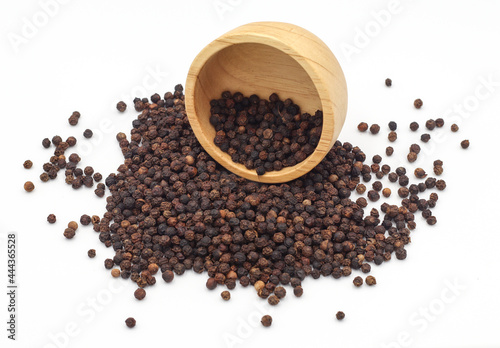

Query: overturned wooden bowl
left=185, top=22, right=347, bottom=183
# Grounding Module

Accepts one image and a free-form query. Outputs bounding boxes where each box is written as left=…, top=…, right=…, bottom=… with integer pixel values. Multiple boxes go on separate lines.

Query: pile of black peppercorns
left=90, top=84, right=444, bottom=309
left=209, top=92, right=323, bottom=175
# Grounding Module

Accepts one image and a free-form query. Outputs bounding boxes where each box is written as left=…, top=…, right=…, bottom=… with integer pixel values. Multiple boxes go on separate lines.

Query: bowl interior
left=193, top=42, right=322, bottom=158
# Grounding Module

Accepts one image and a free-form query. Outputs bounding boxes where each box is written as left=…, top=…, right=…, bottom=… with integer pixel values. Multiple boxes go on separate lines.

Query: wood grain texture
left=185, top=21, right=348, bottom=183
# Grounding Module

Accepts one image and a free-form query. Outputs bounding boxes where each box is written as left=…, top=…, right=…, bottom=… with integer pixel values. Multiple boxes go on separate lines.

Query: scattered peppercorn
left=461, top=140, right=470, bottom=149
left=67, top=137, right=77, bottom=147
left=388, top=131, right=397, bottom=142
left=388, top=121, right=397, bottom=131
left=293, top=286, right=304, bottom=297
left=370, top=124, right=381, bottom=134
left=419, top=133, right=430, bottom=143
left=385, top=78, right=392, bottom=87
left=425, top=119, right=436, bottom=130
left=451, top=124, right=459, bottom=132
left=436, top=180, right=447, bottom=190
left=40, top=173, right=49, bottom=182
left=87, top=249, right=96, bottom=258
left=47, top=214, right=56, bottom=223
left=414, top=168, right=427, bottom=179
left=386, top=146, right=394, bottom=156
left=366, top=276, right=377, bottom=286
left=353, top=276, right=363, bottom=287
left=261, top=315, right=272, bottom=327
left=23, top=160, right=33, bottom=169
left=268, top=295, right=280, bottom=306
left=68, top=221, right=78, bottom=230
left=435, top=118, right=444, bottom=127
left=336, top=311, right=345, bottom=321
left=24, top=181, right=35, bottom=192
left=407, top=152, right=418, bottom=163
left=125, top=317, right=136, bottom=328
left=42, top=138, right=51, bottom=148
left=68, top=112, right=80, bottom=126
left=63, top=228, right=75, bottom=239
left=83, top=129, right=93, bottom=139
left=221, top=290, right=231, bottom=301
left=414, top=99, right=423, bottom=109
left=134, top=288, right=146, bottom=300
left=434, top=165, right=443, bottom=176
left=116, top=101, right=127, bottom=112
left=382, top=188, right=391, bottom=198
left=358, top=122, right=368, bottom=132
left=111, top=269, right=121, bottom=278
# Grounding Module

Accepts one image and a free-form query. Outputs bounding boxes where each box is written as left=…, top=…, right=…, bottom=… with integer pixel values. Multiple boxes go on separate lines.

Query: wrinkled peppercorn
left=451, top=124, right=459, bottom=132
left=366, top=276, right=377, bottom=286
left=414, top=99, right=423, bottom=109
left=261, top=315, right=272, bottom=327
left=23, top=160, right=33, bottom=169
left=386, top=146, right=394, bottom=156
left=358, top=122, right=368, bottom=132
left=87, top=249, right=96, bottom=258
left=116, top=101, right=127, bottom=112
left=414, top=168, right=427, bottom=179
left=80, top=214, right=91, bottom=225
left=425, top=119, right=436, bottom=130
left=370, top=124, right=380, bottom=134
left=388, top=131, right=397, bottom=142
left=47, top=214, right=56, bottom=223
left=336, top=311, right=345, bottom=320
left=410, top=122, right=419, bottom=131
left=125, top=317, right=136, bottom=328
left=134, top=288, right=146, bottom=300
left=353, top=276, right=363, bottom=287
left=461, top=140, right=470, bottom=149
left=421, top=133, right=431, bottom=143
left=385, top=78, right=392, bottom=87
left=293, top=286, right=303, bottom=297
left=435, top=118, right=444, bottom=127
left=221, top=290, right=231, bottom=301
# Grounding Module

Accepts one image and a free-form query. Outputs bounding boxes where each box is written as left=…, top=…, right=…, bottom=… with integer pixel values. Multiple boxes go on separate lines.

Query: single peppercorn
left=52, top=135, right=62, bottom=146
left=427, top=216, right=437, bottom=225
left=353, top=276, right=363, bottom=287
left=435, top=118, right=444, bottom=127
left=68, top=221, right=78, bottom=230
left=388, top=131, right=397, bottom=142
left=293, top=286, right=303, bottom=297
left=336, top=311, right=345, bottom=321
left=87, top=249, right=96, bottom=258
left=83, top=129, right=93, bottom=139
left=425, top=119, right=436, bottom=130
left=434, top=165, right=444, bottom=176
left=116, top=101, right=127, bottom=112
left=388, top=121, right=397, bottom=131
left=66, top=137, right=77, bottom=147
left=104, top=258, right=114, bottom=269
left=47, top=214, right=56, bottom=224
left=461, top=140, right=470, bottom=149
left=23, top=160, right=33, bottom=169
left=356, top=184, right=366, bottom=194
left=63, top=228, right=75, bottom=239
left=111, top=269, right=121, bottom=278
left=367, top=190, right=380, bottom=202
left=68, top=115, right=79, bottom=126
left=366, top=276, right=377, bottom=286
left=274, top=286, right=286, bottom=299
left=261, top=315, right=272, bottom=327
left=125, top=317, right=136, bottom=328
left=42, top=138, right=51, bottom=148
left=357, top=122, right=369, bottom=132
left=407, top=152, right=418, bottom=163
left=24, top=181, right=35, bottom=192
left=385, top=78, right=392, bottom=87
left=40, top=173, right=49, bottom=182
left=134, top=288, right=146, bottom=300
left=410, top=122, right=419, bottom=131
left=421, top=133, right=431, bottom=143
left=451, top=124, right=459, bottom=132
left=370, top=124, right=380, bottom=134
left=414, top=168, right=427, bottom=179
left=206, top=278, right=217, bottom=290
left=221, top=290, right=231, bottom=301
left=436, top=180, right=447, bottom=190
left=80, top=214, right=91, bottom=226
left=386, top=146, right=394, bottom=156
left=382, top=188, right=391, bottom=198
left=268, top=295, right=280, bottom=306
left=414, top=99, right=423, bottom=109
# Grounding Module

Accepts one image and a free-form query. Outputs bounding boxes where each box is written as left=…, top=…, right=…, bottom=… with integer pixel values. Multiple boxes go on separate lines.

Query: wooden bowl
left=185, top=22, right=347, bottom=183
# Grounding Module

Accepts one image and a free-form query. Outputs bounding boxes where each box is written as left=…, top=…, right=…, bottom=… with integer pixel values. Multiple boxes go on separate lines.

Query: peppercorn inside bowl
left=185, top=21, right=347, bottom=183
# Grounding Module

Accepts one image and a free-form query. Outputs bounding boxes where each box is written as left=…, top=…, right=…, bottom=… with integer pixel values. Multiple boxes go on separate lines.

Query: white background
left=1, top=1, right=500, bottom=347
